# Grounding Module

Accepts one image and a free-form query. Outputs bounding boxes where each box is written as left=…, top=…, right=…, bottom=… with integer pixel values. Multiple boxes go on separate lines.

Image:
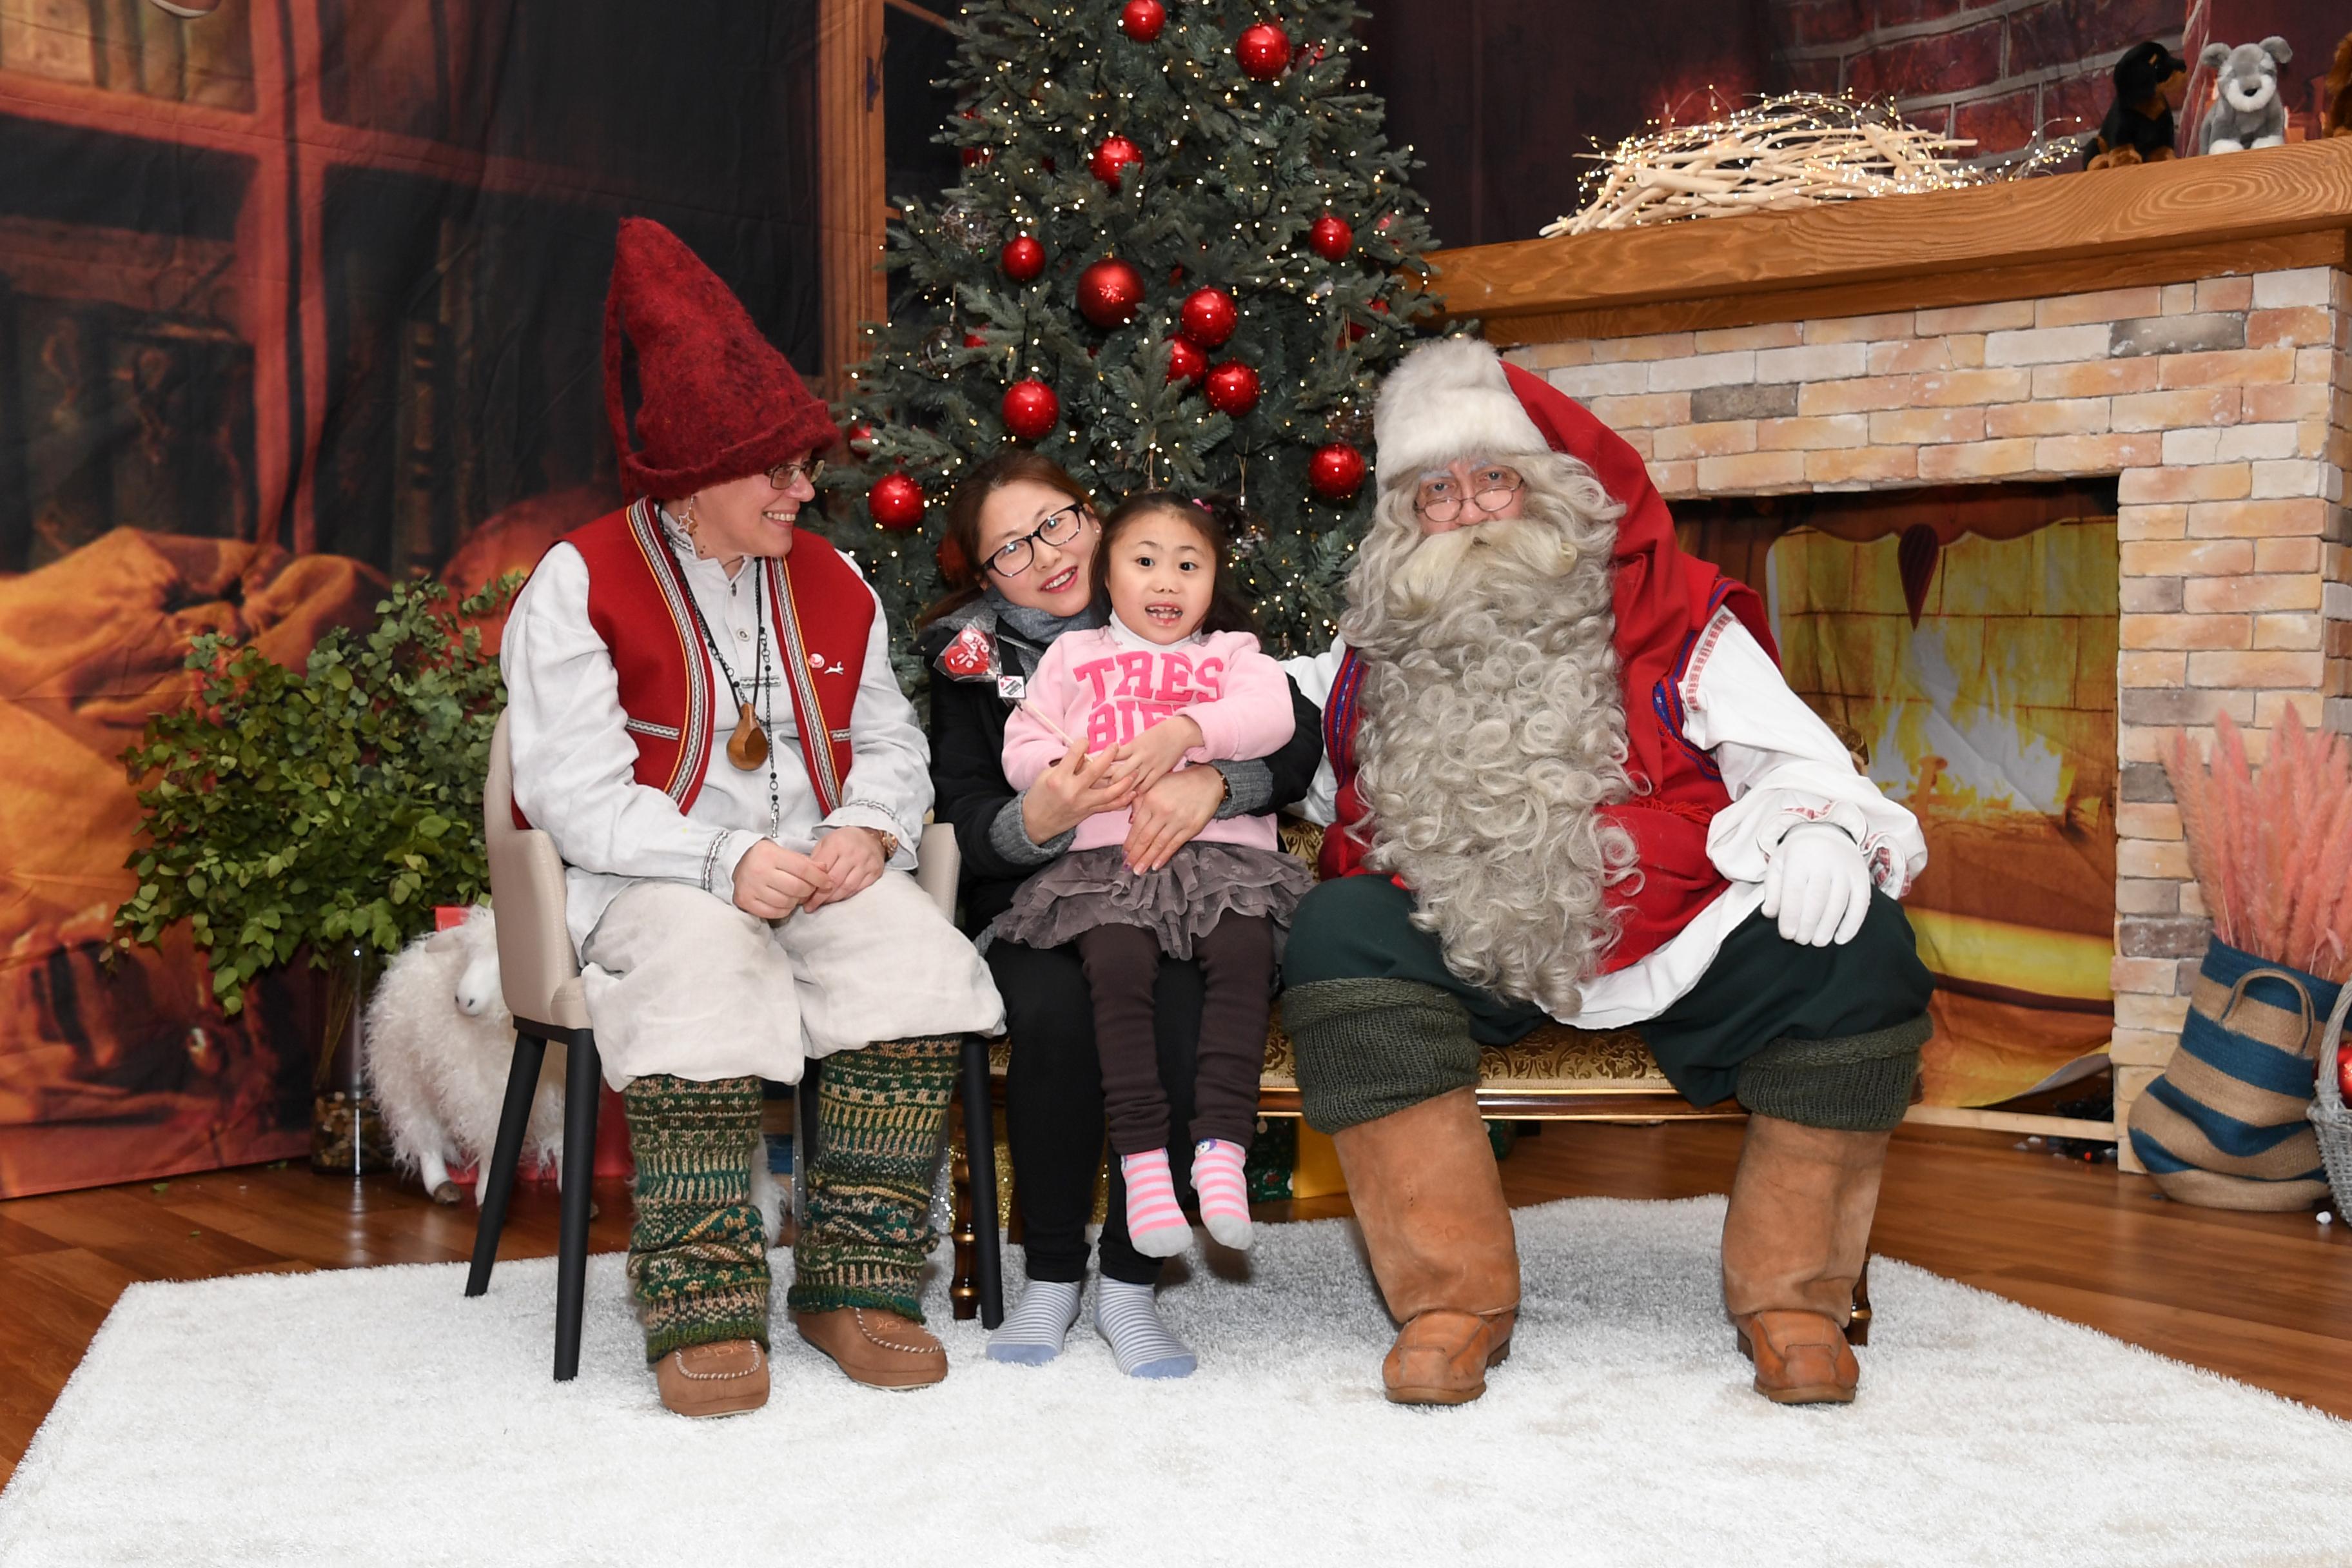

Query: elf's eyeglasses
left=985, top=503, right=1090, bottom=577
left=765, top=459, right=827, bottom=490
left=1415, top=465, right=1523, bottom=524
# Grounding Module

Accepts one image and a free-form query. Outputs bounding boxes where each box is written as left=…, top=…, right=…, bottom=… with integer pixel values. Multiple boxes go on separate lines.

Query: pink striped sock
left=1120, top=1148, right=1192, bottom=1258
left=1191, top=1138, right=1253, bottom=1251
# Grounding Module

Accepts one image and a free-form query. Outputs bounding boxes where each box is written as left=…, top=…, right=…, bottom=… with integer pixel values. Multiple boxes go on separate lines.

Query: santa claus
left=1282, top=338, right=1933, bottom=1407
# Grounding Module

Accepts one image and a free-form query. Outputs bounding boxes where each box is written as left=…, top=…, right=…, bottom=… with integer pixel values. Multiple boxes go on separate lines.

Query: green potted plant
left=114, top=574, right=520, bottom=1173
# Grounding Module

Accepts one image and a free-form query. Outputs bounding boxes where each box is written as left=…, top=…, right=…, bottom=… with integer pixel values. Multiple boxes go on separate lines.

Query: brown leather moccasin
left=792, top=1307, right=948, bottom=1389
left=1384, top=1306, right=1516, bottom=1406
left=1734, top=1309, right=1859, bottom=1405
left=654, top=1338, right=770, bottom=1418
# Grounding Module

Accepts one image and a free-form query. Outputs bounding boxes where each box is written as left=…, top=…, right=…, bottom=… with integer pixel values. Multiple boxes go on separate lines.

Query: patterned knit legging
left=622, top=1036, right=958, bottom=1362
left=787, top=1036, right=959, bottom=1320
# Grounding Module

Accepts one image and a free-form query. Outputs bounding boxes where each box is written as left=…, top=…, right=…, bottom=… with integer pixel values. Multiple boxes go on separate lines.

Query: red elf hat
left=602, top=217, right=838, bottom=500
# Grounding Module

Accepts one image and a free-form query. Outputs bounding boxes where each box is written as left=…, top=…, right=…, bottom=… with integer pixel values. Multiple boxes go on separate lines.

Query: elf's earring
left=681, top=495, right=702, bottom=551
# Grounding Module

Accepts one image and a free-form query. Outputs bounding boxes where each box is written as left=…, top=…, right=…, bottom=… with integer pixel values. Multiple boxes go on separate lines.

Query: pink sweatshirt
left=1002, top=616, right=1296, bottom=853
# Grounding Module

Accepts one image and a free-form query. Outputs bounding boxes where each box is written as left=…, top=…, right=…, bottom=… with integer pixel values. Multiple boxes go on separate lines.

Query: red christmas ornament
left=1001, top=235, right=1046, bottom=282
left=1309, top=441, right=1367, bottom=501
left=868, top=473, right=925, bottom=531
left=1204, top=362, right=1259, bottom=417
left=844, top=422, right=876, bottom=456
left=1001, top=379, right=1061, bottom=441
left=1077, top=258, right=1146, bottom=328
left=959, top=108, right=992, bottom=167
left=1179, top=286, right=1237, bottom=348
left=1090, top=134, right=1145, bottom=188
left=1309, top=215, right=1353, bottom=262
left=963, top=332, right=989, bottom=348
left=1164, top=338, right=1208, bottom=384
left=1236, top=21, right=1291, bottom=79
left=1346, top=296, right=1390, bottom=343
left=1119, top=0, right=1166, bottom=42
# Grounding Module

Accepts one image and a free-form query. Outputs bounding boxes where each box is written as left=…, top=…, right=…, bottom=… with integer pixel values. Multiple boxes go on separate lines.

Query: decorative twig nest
left=1545, top=93, right=2063, bottom=237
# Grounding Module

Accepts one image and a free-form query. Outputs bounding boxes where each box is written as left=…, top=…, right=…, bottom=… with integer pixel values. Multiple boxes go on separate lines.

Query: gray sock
left=986, top=1279, right=1084, bottom=1366
left=1093, top=1276, right=1196, bottom=1378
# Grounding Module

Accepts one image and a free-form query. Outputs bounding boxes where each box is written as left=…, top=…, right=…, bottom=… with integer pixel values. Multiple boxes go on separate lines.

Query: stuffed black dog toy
left=2082, top=41, right=2190, bottom=170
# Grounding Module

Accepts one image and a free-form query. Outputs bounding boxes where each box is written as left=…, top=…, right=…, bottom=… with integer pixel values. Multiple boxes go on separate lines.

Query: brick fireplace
left=1429, top=141, right=2352, bottom=1160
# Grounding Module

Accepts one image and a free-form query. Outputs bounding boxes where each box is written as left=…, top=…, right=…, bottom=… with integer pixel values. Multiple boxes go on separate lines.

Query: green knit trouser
left=1735, top=1019, right=1932, bottom=1132
left=787, top=1036, right=959, bottom=1323
left=623, top=1074, right=770, bottom=1363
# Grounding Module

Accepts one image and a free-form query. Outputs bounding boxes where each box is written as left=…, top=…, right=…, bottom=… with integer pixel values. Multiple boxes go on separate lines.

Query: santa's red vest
left=521, top=498, right=872, bottom=825
left=1322, top=365, right=1779, bottom=975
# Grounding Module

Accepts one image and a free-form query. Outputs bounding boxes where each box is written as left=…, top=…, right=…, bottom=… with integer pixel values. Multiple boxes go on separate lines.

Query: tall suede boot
left=1720, top=1114, right=1891, bottom=1405
left=1331, top=1087, right=1520, bottom=1406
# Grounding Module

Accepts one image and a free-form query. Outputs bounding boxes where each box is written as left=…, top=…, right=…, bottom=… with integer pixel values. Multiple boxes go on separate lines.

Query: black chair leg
left=465, top=1030, right=547, bottom=1298
left=553, top=1032, right=602, bottom=1382
left=959, top=1034, right=1004, bottom=1330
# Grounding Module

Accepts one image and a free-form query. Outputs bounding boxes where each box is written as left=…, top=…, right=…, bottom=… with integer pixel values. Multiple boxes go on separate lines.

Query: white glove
left=1760, top=823, right=1872, bottom=948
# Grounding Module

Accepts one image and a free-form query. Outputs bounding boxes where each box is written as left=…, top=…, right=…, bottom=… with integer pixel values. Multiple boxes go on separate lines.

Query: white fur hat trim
left=1373, top=337, right=1550, bottom=491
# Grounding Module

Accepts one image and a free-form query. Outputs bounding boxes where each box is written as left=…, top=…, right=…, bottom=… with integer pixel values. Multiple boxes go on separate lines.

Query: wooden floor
left=4, top=1121, right=2348, bottom=1487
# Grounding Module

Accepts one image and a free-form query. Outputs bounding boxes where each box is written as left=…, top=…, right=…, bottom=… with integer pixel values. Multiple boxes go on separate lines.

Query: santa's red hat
left=602, top=217, right=838, bottom=500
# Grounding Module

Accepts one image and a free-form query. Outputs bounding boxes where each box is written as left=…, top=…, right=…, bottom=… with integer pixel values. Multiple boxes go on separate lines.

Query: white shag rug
left=3, top=1197, right=2346, bottom=1568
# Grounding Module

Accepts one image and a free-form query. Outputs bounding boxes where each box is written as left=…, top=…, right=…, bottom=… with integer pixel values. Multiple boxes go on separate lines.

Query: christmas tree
left=820, top=0, right=1446, bottom=674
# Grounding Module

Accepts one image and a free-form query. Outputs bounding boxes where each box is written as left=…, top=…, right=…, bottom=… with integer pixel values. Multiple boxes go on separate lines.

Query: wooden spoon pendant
left=725, top=701, right=769, bottom=770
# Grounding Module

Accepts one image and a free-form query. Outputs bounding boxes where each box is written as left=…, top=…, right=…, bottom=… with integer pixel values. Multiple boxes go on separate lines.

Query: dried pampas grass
left=2166, top=710, right=2352, bottom=982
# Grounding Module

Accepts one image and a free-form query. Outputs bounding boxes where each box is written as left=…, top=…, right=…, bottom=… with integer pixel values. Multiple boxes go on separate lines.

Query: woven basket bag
left=2126, top=936, right=2336, bottom=1211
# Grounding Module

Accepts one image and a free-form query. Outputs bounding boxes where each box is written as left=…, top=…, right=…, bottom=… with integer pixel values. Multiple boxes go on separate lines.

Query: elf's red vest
left=1322, top=365, right=1778, bottom=975
left=520, top=498, right=871, bottom=824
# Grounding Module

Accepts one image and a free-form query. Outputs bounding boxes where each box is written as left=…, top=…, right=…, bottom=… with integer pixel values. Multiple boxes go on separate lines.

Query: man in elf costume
left=1282, top=338, right=1933, bottom=1408
left=502, top=219, right=1003, bottom=1416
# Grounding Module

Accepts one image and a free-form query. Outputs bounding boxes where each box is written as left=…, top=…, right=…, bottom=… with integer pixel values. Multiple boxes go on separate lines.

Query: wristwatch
left=863, top=826, right=902, bottom=860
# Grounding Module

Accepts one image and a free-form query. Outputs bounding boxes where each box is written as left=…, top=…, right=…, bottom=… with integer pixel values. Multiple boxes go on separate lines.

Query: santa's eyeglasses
left=985, top=502, right=1090, bottom=577
left=1414, top=466, right=1524, bottom=524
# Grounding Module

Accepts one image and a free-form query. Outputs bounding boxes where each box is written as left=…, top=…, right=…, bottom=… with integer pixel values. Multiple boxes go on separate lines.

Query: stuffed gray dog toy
left=2198, top=37, right=2293, bottom=153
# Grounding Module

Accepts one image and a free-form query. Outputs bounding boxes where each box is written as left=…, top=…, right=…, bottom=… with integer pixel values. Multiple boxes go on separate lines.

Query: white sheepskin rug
left=3, top=1196, right=2344, bottom=1567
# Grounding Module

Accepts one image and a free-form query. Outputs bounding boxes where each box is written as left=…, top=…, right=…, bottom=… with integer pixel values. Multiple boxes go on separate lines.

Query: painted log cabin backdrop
left=2, top=0, right=2344, bottom=1195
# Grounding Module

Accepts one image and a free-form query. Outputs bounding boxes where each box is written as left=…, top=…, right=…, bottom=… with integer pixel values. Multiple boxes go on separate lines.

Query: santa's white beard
left=1348, top=511, right=1636, bottom=1017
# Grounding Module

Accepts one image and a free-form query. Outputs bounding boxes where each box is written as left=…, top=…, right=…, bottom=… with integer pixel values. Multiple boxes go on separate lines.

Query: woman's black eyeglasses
left=985, top=503, right=1090, bottom=577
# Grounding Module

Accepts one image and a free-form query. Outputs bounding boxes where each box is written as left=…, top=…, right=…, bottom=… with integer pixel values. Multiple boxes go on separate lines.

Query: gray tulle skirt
left=989, top=841, right=1317, bottom=961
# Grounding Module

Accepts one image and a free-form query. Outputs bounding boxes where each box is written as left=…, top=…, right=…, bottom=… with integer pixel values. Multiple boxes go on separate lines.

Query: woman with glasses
left=501, top=220, right=1003, bottom=1415
left=917, top=452, right=1324, bottom=1377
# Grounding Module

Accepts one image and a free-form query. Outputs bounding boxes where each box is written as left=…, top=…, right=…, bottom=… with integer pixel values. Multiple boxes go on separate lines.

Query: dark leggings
left=987, top=938, right=1202, bottom=1288
left=1079, top=915, right=1274, bottom=1157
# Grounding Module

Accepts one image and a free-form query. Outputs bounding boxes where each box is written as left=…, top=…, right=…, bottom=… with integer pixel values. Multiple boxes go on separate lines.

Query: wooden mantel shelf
left=1428, top=138, right=2352, bottom=344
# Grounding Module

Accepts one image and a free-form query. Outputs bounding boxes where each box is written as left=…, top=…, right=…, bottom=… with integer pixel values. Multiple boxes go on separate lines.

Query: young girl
left=995, top=493, right=1315, bottom=1255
